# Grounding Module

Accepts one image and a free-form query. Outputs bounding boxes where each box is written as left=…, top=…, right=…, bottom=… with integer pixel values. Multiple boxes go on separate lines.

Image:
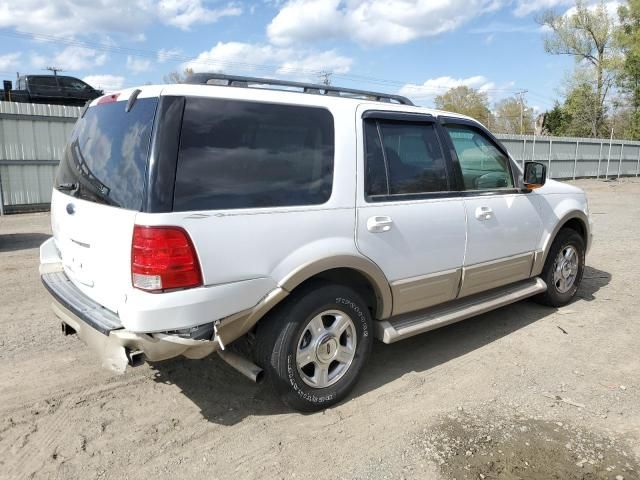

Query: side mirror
left=523, top=162, right=547, bottom=190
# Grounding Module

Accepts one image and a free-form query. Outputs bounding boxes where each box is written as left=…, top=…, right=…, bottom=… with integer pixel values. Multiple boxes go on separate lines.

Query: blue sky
left=0, top=0, right=620, bottom=112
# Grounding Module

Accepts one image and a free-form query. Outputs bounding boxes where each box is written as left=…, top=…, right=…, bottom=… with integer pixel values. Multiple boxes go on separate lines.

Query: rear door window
left=174, top=98, right=334, bottom=211
left=55, top=97, right=158, bottom=210
left=365, top=119, right=450, bottom=200
left=29, top=76, right=60, bottom=94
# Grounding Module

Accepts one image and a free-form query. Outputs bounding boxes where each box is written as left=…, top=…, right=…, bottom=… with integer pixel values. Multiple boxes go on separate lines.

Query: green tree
left=163, top=67, right=195, bottom=84
left=543, top=102, right=569, bottom=136
left=617, top=0, right=640, bottom=139
left=493, top=96, right=535, bottom=134
left=562, top=82, right=602, bottom=137
left=434, top=86, right=492, bottom=124
left=538, top=1, right=616, bottom=137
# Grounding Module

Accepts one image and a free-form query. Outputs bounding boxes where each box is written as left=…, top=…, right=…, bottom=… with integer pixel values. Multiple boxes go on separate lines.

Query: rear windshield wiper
left=57, top=182, right=79, bottom=192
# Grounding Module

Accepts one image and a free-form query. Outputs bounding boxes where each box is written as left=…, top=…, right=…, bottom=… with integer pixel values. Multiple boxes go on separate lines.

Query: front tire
left=255, top=282, right=373, bottom=412
left=535, top=228, right=585, bottom=307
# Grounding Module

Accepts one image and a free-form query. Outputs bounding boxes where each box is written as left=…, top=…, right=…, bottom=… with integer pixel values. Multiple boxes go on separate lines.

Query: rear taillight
left=131, top=225, right=202, bottom=292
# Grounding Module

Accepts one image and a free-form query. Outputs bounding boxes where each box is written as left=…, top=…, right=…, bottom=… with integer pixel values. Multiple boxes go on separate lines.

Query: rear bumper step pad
left=41, top=271, right=122, bottom=334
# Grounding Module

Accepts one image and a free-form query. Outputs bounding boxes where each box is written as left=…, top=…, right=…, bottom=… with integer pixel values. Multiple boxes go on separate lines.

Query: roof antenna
left=45, top=66, right=64, bottom=78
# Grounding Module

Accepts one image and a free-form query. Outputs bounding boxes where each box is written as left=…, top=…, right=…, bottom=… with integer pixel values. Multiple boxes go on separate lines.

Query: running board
left=375, top=278, right=547, bottom=344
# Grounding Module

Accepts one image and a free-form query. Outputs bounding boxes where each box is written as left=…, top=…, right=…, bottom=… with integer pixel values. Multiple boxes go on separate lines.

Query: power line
left=1, top=29, right=529, bottom=93
left=0, top=29, right=566, bottom=109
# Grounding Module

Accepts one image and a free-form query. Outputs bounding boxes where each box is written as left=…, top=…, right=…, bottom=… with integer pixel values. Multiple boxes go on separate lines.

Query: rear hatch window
left=55, top=97, right=158, bottom=211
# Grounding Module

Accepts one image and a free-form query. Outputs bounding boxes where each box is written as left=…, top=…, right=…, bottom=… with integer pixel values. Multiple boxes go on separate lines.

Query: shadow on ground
left=0, top=233, right=50, bottom=253
left=150, top=266, right=611, bottom=426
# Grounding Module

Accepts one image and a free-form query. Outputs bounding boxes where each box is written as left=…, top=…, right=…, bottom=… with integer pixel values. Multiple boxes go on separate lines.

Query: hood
left=537, top=179, right=585, bottom=195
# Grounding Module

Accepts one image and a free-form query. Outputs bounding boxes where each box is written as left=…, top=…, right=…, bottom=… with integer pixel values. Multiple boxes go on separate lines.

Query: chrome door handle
left=475, top=206, right=493, bottom=221
left=367, top=216, right=393, bottom=233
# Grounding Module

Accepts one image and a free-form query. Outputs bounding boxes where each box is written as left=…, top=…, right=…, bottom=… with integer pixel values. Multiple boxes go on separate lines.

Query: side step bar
left=375, top=278, right=547, bottom=344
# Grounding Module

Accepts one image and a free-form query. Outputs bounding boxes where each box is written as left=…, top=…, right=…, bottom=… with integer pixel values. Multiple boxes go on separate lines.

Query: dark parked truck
left=1, top=75, right=103, bottom=107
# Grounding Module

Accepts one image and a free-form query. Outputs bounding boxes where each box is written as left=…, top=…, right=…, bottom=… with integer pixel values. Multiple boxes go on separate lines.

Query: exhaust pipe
left=126, top=349, right=146, bottom=368
left=218, top=350, right=264, bottom=383
left=61, top=322, right=76, bottom=336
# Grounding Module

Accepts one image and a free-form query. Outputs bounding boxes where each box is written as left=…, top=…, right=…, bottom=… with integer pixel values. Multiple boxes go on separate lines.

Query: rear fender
left=271, top=239, right=393, bottom=319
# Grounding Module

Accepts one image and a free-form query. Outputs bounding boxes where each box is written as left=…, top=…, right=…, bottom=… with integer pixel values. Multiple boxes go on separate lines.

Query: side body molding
left=278, top=254, right=393, bottom=320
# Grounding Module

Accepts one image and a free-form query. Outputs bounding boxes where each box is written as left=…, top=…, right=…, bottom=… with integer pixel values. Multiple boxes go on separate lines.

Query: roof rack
left=184, top=73, right=414, bottom=106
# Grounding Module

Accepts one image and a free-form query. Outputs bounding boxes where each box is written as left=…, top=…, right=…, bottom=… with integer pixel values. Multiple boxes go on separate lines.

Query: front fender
left=531, top=192, right=590, bottom=276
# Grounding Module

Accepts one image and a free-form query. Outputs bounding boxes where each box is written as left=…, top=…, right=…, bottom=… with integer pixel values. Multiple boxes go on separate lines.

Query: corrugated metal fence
left=0, top=100, right=639, bottom=214
left=0, top=101, right=80, bottom=214
left=499, top=134, right=640, bottom=179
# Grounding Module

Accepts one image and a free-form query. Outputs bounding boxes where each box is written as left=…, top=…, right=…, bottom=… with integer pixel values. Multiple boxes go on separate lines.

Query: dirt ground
left=0, top=178, right=639, bottom=480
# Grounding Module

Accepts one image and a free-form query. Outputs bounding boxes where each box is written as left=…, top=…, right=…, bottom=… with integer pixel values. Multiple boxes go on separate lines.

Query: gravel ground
left=0, top=178, right=638, bottom=480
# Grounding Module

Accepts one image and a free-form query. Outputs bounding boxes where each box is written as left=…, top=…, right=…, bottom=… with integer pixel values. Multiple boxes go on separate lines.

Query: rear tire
left=255, top=281, right=373, bottom=412
left=535, top=228, right=585, bottom=307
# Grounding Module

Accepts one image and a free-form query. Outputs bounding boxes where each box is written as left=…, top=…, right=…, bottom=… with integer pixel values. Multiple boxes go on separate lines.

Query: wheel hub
left=316, top=336, right=339, bottom=363
left=295, top=310, right=357, bottom=389
left=553, top=245, right=579, bottom=294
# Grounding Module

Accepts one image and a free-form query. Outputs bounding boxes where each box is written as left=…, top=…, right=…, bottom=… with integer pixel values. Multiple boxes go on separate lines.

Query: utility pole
left=516, top=90, right=528, bottom=135
left=319, top=71, right=332, bottom=86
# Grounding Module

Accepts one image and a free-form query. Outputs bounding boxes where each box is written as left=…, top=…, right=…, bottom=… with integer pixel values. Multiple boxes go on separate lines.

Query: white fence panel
left=0, top=101, right=80, bottom=213
left=1, top=103, right=640, bottom=214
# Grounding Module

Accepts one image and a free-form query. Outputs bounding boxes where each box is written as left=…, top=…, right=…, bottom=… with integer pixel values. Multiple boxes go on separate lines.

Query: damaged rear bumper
left=41, top=271, right=221, bottom=373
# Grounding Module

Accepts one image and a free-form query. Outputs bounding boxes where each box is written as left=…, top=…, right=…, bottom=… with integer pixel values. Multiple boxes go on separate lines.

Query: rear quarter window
left=173, top=98, right=334, bottom=211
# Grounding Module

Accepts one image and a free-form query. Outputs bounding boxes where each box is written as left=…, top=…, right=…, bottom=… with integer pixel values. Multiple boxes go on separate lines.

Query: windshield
left=55, top=97, right=158, bottom=210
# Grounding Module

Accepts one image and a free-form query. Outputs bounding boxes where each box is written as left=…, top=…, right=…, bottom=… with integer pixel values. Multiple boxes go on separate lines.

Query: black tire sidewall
left=543, top=230, right=586, bottom=306
left=262, top=284, right=373, bottom=411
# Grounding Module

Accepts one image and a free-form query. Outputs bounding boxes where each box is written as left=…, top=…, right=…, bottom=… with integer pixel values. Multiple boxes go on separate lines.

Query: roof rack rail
left=184, top=73, right=414, bottom=106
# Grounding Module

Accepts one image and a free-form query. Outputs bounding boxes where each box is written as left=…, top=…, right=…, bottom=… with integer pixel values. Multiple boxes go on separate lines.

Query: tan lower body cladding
left=390, top=252, right=537, bottom=316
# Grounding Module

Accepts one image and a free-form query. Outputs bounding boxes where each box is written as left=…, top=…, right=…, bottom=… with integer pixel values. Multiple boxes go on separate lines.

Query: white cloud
left=29, top=52, right=47, bottom=69
left=53, top=46, right=107, bottom=70
left=277, top=50, right=352, bottom=75
left=126, top=55, right=152, bottom=73
left=513, top=0, right=620, bottom=17
left=83, top=74, right=125, bottom=92
left=470, top=21, right=542, bottom=34
left=0, top=0, right=242, bottom=35
left=513, top=0, right=573, bottom=17
left=564, top=1, right=621, bottom=19
left=398, top=75, right=516, bottom=105
left=132, top=33, right=147, bottom=43
left=157, top=0, right=242, bottom=30
left=184, top=42, right=353, bottom=80
left=0, top=52, right=21, bottom=71
left=267, top=0, right=507, bottom=46
left=157, top=48, right=183, bottom=63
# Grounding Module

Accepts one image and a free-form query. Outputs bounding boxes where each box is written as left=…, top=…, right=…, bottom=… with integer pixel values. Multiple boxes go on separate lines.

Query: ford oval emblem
left=66, top=203, right=76, bottom=215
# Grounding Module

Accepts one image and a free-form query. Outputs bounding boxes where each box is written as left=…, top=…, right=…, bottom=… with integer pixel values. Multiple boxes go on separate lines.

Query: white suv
left=40, top=74, right=592, bottom=411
